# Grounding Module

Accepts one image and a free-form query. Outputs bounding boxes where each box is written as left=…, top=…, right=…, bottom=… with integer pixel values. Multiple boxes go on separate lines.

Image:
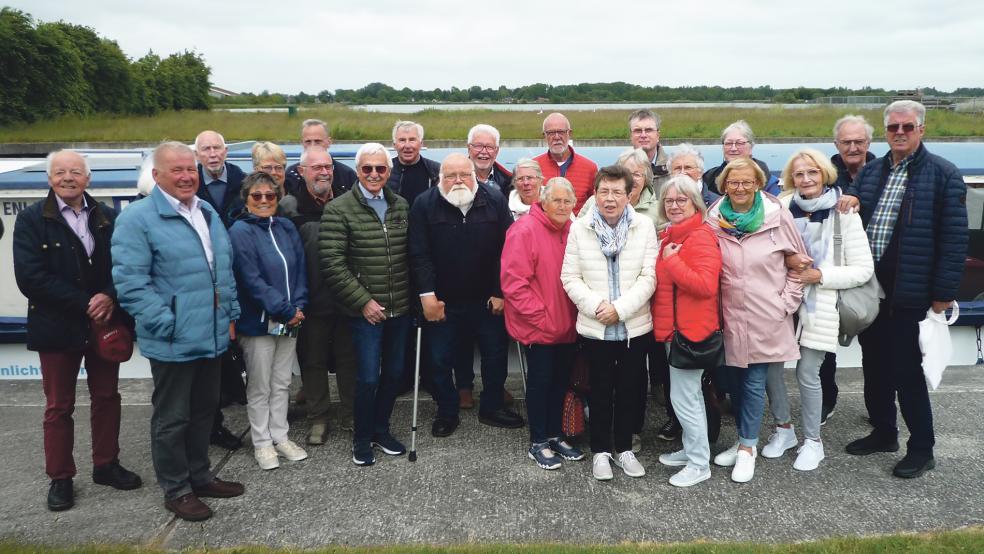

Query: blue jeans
left=349, top=315, right=410, bottom=446
left=731, top=362, right=769, bottom=448
left=427, top=301, right=508, bottom=419
left=523, top=343, right=575, bottom=443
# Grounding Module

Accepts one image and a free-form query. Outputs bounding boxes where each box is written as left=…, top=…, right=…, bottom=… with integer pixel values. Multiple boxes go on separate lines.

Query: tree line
left=0, top=8, right=211, bottom=125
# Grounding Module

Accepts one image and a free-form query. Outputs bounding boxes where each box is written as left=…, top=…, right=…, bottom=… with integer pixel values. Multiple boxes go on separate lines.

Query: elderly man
left=283, top=119, right=358, bottom=198
left=279, top=147, right=357, bottom=445
left=701, top=120, right=780, bottom=196
left=409, top=153, right=524, bottom=437
left=628, top=109, right=671, bottom=192
left=319, top=143, right=412, bottom=466
left=843, top=101, right=967, bottom=479
left=13, top=150, right=142, bottom=512
left=387, top=120, right=441, bottom=208
left=534, top=113, right=598, bottom=214
left=112, top=141, right=244, bottom=521
left=194, top=130, right=246, bottom=229
left=467, top=124, right=512, bottom=195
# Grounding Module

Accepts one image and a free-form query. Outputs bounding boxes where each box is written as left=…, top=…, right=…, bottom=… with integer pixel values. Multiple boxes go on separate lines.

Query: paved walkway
left=1, top=364, right=983, bottom=549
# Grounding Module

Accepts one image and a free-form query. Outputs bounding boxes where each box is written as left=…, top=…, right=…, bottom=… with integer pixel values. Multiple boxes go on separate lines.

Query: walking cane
left=515, top=341, right=528, bottom=396
left=409, top=325, right=422, bottom=462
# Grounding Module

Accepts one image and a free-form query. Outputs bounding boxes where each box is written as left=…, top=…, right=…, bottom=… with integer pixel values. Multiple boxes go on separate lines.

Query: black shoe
left=478, top=408, right=524, bottom=429
left=431, top=416, right=460, bottom=437
left=93, top=461, right=143, bottom=490
left=657, top=418, right=682, bottom=441
left=210, top=425, right=243, bottom=450
left=893, top=451, right=936, bottom=479
left=845, top=432, right=900, bottom=456
left=820, top=404, right=835, bottom=426
left=47, top=478, right=74, bottom=511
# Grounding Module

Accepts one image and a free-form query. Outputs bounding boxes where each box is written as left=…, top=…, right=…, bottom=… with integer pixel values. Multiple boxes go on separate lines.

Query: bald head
left=542, top=113, right=573, bottom=160
left=439, top=153, right=476, bottom=193
left=46, top=150, right=91, bottom=209
left=194, top=130, right=228, bottom=177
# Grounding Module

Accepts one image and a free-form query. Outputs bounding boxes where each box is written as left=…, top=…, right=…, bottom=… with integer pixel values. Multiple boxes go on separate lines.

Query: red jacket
left=534, top=146, right=598, bottom=214
left=501, top=203, right=577, bottom=345
left=651, top=212, right=722, bottom=342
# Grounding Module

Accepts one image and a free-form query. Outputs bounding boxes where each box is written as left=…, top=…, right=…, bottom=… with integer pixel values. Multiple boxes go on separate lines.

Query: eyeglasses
left=725, top=180, right=755, bottom=190
left=514, top=175, right=540, bottom=183
left=544, top=129, right=571, bottom=137
left=304, top=164, right=334, bottom=173
left=723, top=140, right=750, bottom=149
left=886, top=123, right=920, bottom=133
left=258, top=164, right=285, bottom=173
left=631, top=127, right=658, bottom=136
left=468, top=143, right=497, bottom=153
left=596, top=188, right=626, bottom=199
left=360, top=165, right=388, bottom=175
left=664, top=197, right=691, bottom=208
left=442, top=172, right=474, bottom=182
left=249, top=192, right=277, bottom=202
left=672, top=165, right=700, bottom=174
left=793, top=168, right=822, bottom=181
left=836, top=139, right=868, bottom=148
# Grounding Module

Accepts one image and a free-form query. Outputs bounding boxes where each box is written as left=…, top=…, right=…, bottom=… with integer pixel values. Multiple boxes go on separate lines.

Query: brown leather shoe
left=458, top=389, right=474, bottom=410
left=193, top=478, right=244, bottom=498
left=165, top=493, right=212, bottom=521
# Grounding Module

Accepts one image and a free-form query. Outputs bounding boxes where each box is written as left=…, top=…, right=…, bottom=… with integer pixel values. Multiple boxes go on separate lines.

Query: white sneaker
left=669, top=465, right=711, bottom=487
left=592, top=453, right=614, bottom=481
left=615, top=451, right=646, bottom=477
left=713, top=441, right=740, bottom=467
left=254, top=446, right=279, bottom=470
left=658, top=449, right=689, bottom=467
left=731, top=446, right=757, bottom=483
left=793, top=439, right=825, bottom=471
left=761, top=425, right=798, bottom=459
left=631, top=433, right=642, bottom=454
left=274, top=439, right=309, bottom=462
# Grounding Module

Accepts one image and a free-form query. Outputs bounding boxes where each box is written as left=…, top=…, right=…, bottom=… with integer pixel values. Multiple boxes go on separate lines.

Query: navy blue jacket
left=197, top=161, right=246, bottom=228
left=408, top=183, right=512, bottom=303
left=831, top=151, right=876, bottom=189
left=846, top=143, right=968, bottom=311
left=388, top=156, right=441, bottom=208
left=228, top=214, right=309, bottom=336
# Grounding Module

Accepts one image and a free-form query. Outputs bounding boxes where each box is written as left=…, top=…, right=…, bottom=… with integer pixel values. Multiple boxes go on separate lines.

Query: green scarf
left=718, top=191, right=765, bottom=237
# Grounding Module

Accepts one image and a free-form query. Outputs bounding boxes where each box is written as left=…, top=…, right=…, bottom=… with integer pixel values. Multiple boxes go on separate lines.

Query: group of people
left=13, top=100, right=967, bottom=522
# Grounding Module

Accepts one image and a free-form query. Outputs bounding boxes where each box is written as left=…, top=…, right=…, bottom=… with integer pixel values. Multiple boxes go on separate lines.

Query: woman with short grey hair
left=508, top=158, right=544, bottom=219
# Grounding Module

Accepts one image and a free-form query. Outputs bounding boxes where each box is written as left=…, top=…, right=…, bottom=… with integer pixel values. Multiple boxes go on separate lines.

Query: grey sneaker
left=592, top=453, right=613, bottom=481
left=658, top=449, right=689, bottom=467
left=669, top=465, right=711, bottom=487
left=274, top=440, right=309, bottom=462
left=615, top=450, right=645, bottom=477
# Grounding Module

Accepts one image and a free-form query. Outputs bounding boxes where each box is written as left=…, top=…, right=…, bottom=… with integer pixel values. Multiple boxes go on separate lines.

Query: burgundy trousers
left=38, top=349, right=122, bottom=480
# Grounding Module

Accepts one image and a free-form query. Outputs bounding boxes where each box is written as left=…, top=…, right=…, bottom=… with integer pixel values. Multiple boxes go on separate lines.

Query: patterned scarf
left=591, top=203, right=634, bottom=258
left=717, top=191, right=765, bottom=238
left=790, top=187, right=839, bottom=317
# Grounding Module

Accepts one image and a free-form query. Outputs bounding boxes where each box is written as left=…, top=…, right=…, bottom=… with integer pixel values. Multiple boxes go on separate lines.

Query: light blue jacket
left=111, top=187, right=240, bottom=362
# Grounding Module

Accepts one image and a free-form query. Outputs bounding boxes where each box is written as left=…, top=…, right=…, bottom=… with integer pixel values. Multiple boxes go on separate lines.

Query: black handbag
left=667, top=285, right=726, bottom=370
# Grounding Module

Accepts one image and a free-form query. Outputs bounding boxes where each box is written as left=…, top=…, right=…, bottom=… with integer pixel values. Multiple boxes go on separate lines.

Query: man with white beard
left=408, top=153, right=524, bottom=437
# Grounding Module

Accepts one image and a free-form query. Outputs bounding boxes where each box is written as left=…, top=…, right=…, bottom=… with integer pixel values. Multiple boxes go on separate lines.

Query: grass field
left=1, top=105, right=983, bottom=144
left=3, top=526, right=984, bottom=553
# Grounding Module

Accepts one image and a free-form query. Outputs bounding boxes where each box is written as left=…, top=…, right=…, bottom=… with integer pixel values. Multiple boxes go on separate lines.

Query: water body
left=351, top=102, right=884, bottom=113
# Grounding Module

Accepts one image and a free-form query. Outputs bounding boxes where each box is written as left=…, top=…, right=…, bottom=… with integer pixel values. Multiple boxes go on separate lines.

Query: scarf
left=591, top=203, right=634, bottom=258
left=790, top=187, right=839, bottom=318
left=717, top=191, right=765, bottom=238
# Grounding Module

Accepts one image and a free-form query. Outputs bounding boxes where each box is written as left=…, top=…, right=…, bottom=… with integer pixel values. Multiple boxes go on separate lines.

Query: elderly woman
left=649, top=175, right=721, bottom=487
left=669, top=143, right=721, bottom=208
left=758, top=149, right=874, bottom=471
left=578, top=149, right=658, bottom=226
left=508, top=158, right=544, bottom=219
left=251, top=141, right=288, bottom=189
left=702, top=121, right=780, bottom=196
left=501, top=178, right=584, bottom=470
left=228, top=172, right=310, bottom=470
left=561, top=165, right=658, bottom=481
left=707, top=158, right=807, bottom=483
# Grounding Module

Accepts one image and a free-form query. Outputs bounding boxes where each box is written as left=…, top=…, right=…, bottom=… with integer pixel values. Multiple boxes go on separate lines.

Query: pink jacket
left=706, top=193, right=807, bottom=368
left=501, top=203, right=578, bottom=345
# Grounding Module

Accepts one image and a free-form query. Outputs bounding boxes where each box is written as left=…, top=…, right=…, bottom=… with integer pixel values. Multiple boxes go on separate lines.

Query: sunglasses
left=360, top=165, right=388, bottom=175
left=886, top=123, right=919, bottom=133
left=249, top=192, right=277, bottom=202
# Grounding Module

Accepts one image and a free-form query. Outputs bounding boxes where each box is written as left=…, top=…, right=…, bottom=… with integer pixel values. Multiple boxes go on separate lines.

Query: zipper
left=267, top=221, right=292, bottom=304
left=382, top=221, right=394, bottom=317
left=169, top=295, right=177, bottom=343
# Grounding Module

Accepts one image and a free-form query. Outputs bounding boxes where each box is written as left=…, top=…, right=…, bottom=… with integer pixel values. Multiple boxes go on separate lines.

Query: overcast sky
left=10, top=0, right=984, bottom=94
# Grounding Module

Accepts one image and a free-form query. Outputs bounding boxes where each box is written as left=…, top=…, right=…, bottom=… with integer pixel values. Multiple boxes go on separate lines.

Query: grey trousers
left=149, top=357, right=220, bottom=500
left=669, top=365, right=710, bottom=470
left=766, top=347, right=824, bottom=441
left=297, top=314, right=356, bottom=425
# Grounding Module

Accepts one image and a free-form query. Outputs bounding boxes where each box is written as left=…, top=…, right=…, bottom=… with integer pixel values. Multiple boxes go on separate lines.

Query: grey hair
left=541, top=112, right=571, bottom=133
left=616, top=147, right=654, bottom=189
left=656, top=175, right=707, bottom=227
left=299, top=147, right=332, bottom=167
left=628, top=109, right=661, bottom=129
left=541, top=177, right=575, bottom=204
left=511, top=158, right=542, bottom=183
left=355, top=143, right=393, bottom=169
left=667, top=143, right=705, bottom=171
left=884, top=100, right=926, bottom=127
left=193, top=130, right=225, bottom=150
left=45, top=150, right=91, bottom=176
left=720, top=120, right=755, bottom=145
left=392, top=120, right=424, bottom=143
left=152, top=141, right=195, bottom=170
left=301, top=118, right=330, bottom=137
left=468, top=124, right=500, bottom=146
left=833, top=114, right=874, bottom=142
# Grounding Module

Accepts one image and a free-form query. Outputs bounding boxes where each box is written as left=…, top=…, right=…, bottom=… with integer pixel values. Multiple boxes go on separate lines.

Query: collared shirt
left=358, top=181, right=388, bottom=223
left=555, top=152, right=574, bottom=177
left=159, top=188, right=215, bottom=271
left=867, top=153, right=915, bottom=262
left=477, top=166, right=495, bottom=187
left=55, top=194, right=94, bottom=257
left=201, top=164, right=229, bottom=211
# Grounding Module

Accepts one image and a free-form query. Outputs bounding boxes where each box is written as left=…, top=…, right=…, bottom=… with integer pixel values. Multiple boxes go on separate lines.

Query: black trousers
left=819, top=351, right=838, bottom=408
left=584, top=335, right=652, bottom=454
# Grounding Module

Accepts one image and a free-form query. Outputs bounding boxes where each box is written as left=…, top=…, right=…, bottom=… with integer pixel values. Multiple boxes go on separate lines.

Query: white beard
left=440, top=184, right=476, bottom=214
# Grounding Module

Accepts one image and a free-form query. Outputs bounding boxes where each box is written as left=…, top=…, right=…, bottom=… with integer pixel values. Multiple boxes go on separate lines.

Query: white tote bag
left=918, top=302, right=960, bottom=390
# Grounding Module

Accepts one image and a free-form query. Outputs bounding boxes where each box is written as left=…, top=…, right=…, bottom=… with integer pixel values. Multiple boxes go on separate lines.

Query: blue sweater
left=111, top=188, right=240, bottom=362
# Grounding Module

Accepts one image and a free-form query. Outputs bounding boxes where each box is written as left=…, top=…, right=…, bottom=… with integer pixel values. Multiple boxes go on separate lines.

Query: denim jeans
left=730, top=362, right=769, bottom=448
left=523, top=343, right=575, bottom=443
left=767, top=350, right=823, bottom=441
left=427, top=301, right=509, bottom=419
left=349, top=315, right=410, bottom=446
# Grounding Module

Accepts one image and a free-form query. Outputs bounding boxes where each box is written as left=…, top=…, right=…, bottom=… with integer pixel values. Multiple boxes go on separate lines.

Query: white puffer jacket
left=561, top=209, right=658, bottom=340
left=780, top=196, right=875, bottom=352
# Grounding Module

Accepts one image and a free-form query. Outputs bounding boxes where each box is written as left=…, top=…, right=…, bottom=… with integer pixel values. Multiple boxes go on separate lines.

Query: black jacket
left=481, top=161, right=514, bottom=196
left=13, top=190, right=124, bottom=351
left=387, top=156, right=441, bottom=208
left=408, top=183, right=512, bottom=303
left=702, top=157, right=773, bottom=195
left=279, top=187, right=336, bottom=317
left=283, top=160, right=357, bottom=199
left=831, top=151, right=877, bottom=189
left=196, top=161, right=246, bottom=228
